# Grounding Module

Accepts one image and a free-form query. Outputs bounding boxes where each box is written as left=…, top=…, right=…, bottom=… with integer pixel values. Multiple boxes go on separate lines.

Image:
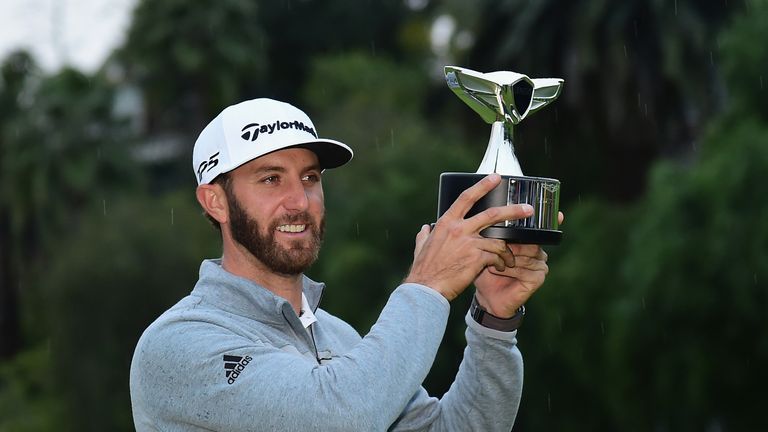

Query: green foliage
left=120, top=0, right=268, bottom=129
left=516, top=200, right=635, bottom=431
left=0, top=345, right=66, bottom=432
left=1, top=65, right=136, bottom=255
left=609, top=118, right=768, bottom=430
left=40, top=192, right=219, bottom=431
left=258, top=0, right=419, bottom=97
left=0, top=52, right=138, bottom=359
left=719, top=0, right=768, bottom=121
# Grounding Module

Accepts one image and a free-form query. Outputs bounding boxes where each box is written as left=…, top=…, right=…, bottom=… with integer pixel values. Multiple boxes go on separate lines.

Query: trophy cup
left=438, top=66, right=564, bottom=244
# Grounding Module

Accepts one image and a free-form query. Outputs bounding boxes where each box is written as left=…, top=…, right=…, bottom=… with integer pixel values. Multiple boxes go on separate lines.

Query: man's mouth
left=276, top=224, right=307, bottom=233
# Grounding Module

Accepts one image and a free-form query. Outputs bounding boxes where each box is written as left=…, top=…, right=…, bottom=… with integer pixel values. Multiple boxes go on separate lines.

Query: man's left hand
left=473, top=211, right=564, bottom=318
left=473, top=244, right=550, bottom=318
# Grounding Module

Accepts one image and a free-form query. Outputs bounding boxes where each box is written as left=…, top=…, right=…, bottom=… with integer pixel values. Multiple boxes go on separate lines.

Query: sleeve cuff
left=398, top=282, right=451, bottom=309
left=465, top=311, right=519, bottom=342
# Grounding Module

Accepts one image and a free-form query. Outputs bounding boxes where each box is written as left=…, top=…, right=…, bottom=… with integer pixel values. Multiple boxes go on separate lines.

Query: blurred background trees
left=1, top=0, right=766, bottom=430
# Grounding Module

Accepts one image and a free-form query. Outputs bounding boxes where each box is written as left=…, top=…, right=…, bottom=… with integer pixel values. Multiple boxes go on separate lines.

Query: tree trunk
left=0, top=209, right=20, bottom=359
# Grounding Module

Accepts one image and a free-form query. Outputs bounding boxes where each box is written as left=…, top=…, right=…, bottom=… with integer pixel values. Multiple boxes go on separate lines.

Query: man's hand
left=404, top=174, right=534, bottom=301
left=474, top=212, right=565, bottom=318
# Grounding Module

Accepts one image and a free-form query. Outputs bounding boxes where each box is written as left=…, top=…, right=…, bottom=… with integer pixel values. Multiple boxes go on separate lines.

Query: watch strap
left=469, top=295, right=525, bottom=332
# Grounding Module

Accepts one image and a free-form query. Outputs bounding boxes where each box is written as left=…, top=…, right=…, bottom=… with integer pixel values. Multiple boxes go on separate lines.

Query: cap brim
left=289, top=139, right=353, bottom=170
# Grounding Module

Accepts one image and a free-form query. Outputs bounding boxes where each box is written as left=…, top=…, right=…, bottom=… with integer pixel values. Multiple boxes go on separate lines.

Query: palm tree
left=460, top=0, right=739, bottom=201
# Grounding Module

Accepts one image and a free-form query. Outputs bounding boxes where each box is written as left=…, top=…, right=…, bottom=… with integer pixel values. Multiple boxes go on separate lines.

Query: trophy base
left=438, top=172, right=562, bottom=245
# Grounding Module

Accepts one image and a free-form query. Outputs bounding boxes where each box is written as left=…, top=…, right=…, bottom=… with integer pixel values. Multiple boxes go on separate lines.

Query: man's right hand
left=404, top=174, right=534, bottom=301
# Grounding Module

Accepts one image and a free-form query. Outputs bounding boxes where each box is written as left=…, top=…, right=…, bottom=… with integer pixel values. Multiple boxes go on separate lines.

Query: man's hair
left=204, top=173, right=233, bottom=231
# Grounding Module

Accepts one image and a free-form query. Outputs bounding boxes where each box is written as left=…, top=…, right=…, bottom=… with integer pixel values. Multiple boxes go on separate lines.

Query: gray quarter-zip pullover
left=130, top=259, right=524, bottom=431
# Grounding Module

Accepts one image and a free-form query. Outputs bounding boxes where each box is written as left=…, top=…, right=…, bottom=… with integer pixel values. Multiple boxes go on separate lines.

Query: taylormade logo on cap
left=240, top=120, right=318, bottom=142
left=192, top=98, right=353, bottom=185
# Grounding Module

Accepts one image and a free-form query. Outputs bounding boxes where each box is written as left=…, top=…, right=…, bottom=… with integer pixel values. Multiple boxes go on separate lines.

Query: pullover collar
left=191, top=259, right=325, bottom=326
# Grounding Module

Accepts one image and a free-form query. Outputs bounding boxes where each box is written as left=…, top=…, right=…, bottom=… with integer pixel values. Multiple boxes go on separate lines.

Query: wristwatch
left=469, top=295, right=525, bottom=332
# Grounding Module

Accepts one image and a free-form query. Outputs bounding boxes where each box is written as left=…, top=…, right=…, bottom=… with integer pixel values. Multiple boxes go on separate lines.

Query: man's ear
left=196, top=183, right=228, bottom=225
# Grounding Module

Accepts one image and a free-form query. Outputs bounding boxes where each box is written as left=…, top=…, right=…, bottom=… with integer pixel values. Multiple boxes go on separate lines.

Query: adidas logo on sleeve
left=223, top=354, right=253, bottom=385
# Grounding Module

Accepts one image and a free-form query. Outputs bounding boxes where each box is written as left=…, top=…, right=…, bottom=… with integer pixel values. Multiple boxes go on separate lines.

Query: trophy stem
left=476, top=121, right=524, bottom=177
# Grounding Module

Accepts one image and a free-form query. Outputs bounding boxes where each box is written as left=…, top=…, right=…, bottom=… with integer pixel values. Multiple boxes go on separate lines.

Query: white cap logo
left=239, top=120, right=318, bottom=142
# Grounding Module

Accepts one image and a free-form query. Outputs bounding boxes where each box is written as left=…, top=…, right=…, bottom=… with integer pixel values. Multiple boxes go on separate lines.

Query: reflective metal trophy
left=438, top=66, right=564, bottom=244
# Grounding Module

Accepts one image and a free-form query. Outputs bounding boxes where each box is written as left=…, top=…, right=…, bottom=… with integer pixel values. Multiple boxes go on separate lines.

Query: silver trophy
left=438, top=66, right=564, bottom=244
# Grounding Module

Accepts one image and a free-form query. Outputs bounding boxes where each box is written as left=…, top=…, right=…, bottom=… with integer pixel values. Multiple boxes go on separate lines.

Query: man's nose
left=282, top=179, right=310, bottom=211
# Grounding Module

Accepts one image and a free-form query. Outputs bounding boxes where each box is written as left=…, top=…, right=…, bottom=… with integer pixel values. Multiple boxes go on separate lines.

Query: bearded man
left=130, top=98, right=558, bottom=431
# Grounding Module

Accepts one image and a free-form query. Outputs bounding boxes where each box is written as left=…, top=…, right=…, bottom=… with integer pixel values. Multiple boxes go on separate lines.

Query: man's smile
left=276, top=224, right=307, bottom=233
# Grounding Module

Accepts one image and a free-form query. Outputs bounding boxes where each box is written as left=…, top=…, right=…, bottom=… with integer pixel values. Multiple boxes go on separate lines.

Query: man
left=130, top=98, right=557, bottom=431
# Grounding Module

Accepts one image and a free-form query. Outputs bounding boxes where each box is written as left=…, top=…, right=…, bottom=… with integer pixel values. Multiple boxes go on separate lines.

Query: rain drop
left=634, top=21, right=638, bottom=38
left=755, top=273, right=758, bottom=285
left=710, top=51, right=714, bottom=66
left=600, top=321, right=605, bottom=335
left=103, top=199, right=107, bottom=216
left=760, top=76, right=764, bottom=90
left=171, top=208, right=174, bottom=225
left=674, top=0, right=678, bottom=15
left=623, top=44, right=628, bottom=58
left=391, top=129, right=395, bottom=148
left=547, top=393, right=552, bottom=412
left=641, top=297, right=646, bottom=309
left=356, top=222, right=360, bottom=236
left=385, top=229, right=389, bottom=240
left=644, top=103, right=648, bottom=117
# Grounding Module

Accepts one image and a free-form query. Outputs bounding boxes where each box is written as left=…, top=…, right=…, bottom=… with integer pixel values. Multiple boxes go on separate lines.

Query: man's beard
left=227, top=193, right=324, bottom=276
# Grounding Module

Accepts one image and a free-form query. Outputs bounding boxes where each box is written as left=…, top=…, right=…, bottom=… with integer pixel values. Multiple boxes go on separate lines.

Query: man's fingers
left=489, top=263, right=549, bottom=282
left=486, top=244, right=548, bottom=277
left=504, top=255, right=549, bottom=272
left=492, top=255, right=506, bottom=273
left=487, top=239, right=516, bottom=268
left=500, top=246, right=516, bottom=269
left=413, top=224, right=431, bottom=259
left=482, top=250, right=507, bottom=273
left=441, top=174, right=501, bottom=220
left=474, top=238, right=516, bottom=271
left=558, top=211, right=565, bottom=225
left=465, top=203, right=534, bottom=234
left=509, top=244, right=547, bottom=261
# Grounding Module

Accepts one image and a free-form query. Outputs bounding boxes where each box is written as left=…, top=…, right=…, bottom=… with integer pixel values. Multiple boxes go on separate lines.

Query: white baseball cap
left=193, top=98, right=353, bottom=185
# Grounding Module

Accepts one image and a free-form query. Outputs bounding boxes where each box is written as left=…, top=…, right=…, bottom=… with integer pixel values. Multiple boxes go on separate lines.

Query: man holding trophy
left=130, top=66, right=564, bottom=431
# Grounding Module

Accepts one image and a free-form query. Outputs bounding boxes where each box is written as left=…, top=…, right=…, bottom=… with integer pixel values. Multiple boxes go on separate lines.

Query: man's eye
left=302, top=173, right=321, bottom=183
left=262, top=175, right=279, bottom=184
